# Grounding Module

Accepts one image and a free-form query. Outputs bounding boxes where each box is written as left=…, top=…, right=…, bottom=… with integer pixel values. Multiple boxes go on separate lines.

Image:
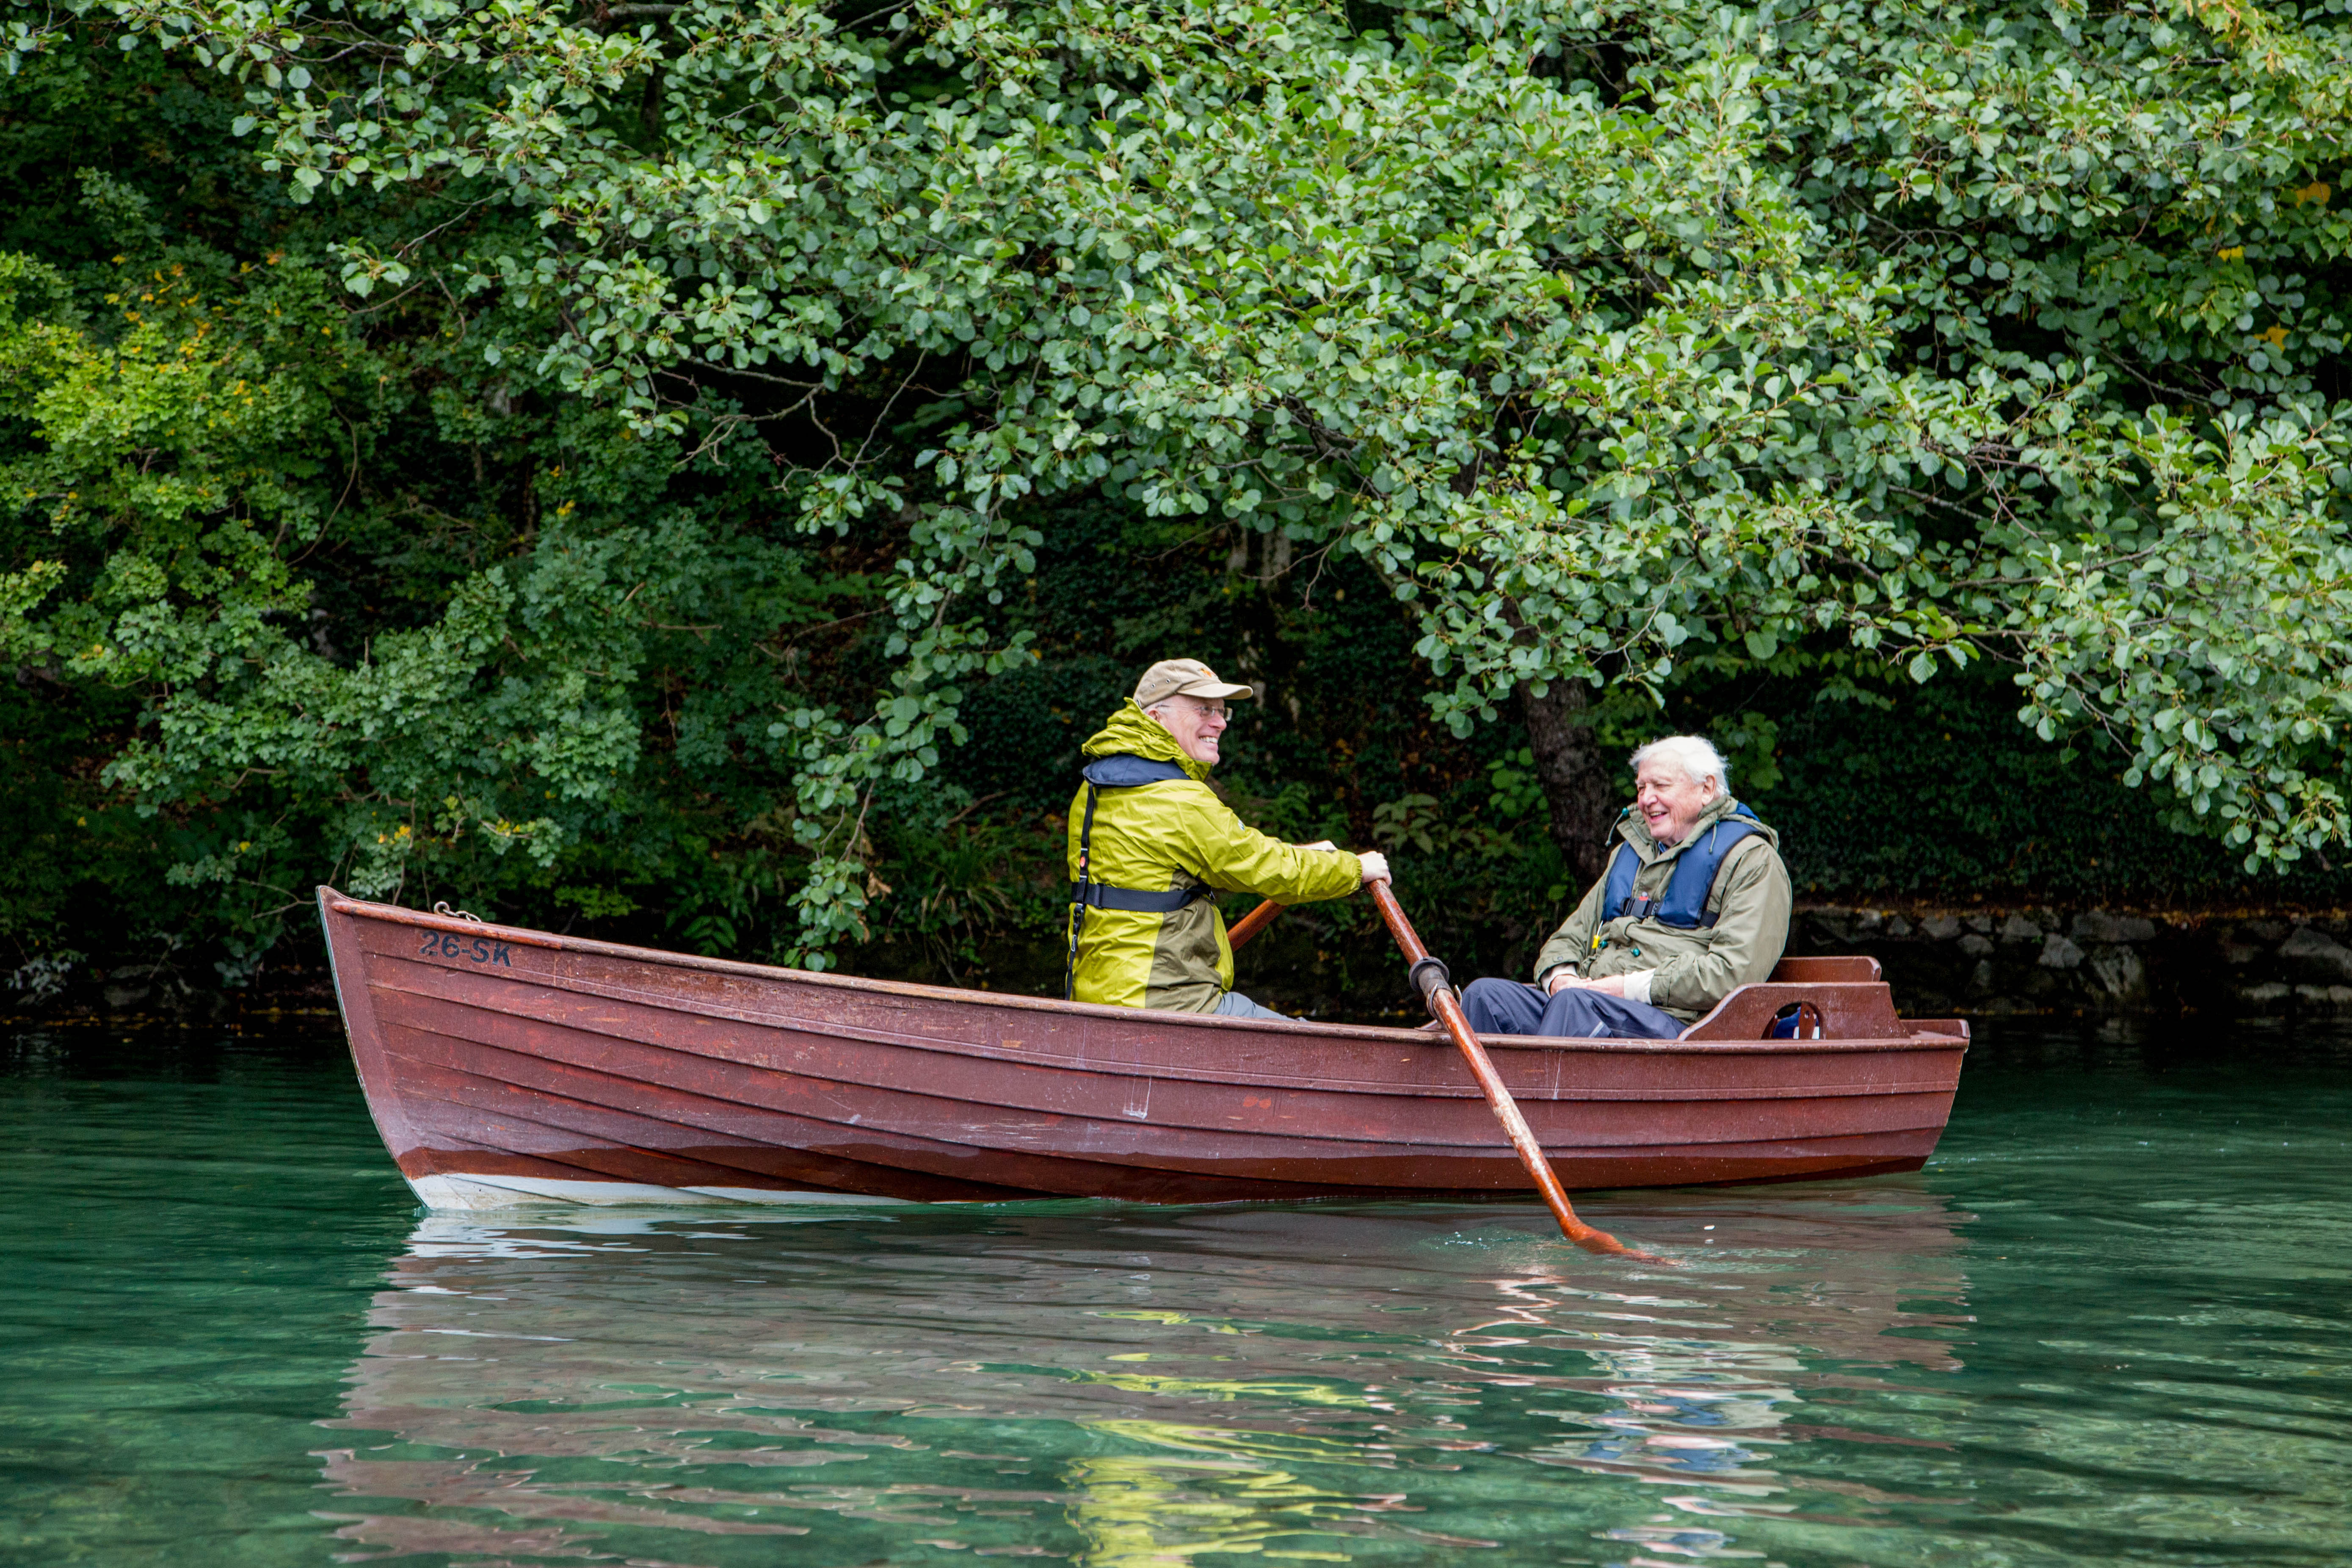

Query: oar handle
left=1226, top=898, right=1283, bottom=950
left=1365, top=878, right=1655, bottom=1262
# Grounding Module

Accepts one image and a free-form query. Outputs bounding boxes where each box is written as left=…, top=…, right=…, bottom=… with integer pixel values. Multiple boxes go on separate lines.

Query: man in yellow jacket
left=1066, top=659, right=1389, bottom=1017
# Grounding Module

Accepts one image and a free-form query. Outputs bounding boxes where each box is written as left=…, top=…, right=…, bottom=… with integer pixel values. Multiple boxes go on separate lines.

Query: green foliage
left=8, top=0, right=2352, bottom=994
left=1761, top=664, right=2352, bottom=908
left=0, top=28, right=894, bottom=981
left=1484, top=749, right=1544, bottom=824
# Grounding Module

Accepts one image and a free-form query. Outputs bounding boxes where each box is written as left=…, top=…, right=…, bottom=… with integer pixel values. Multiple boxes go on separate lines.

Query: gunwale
left=319, top=887, right=1967, bottom=1210
left=326, top=893, right=1956, bottom=1057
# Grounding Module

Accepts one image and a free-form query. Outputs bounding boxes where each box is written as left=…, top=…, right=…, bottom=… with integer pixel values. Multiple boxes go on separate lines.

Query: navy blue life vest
left=1079, top=754, right=1190, bottom=789
left=1600, top=803, right=1767, bottom=930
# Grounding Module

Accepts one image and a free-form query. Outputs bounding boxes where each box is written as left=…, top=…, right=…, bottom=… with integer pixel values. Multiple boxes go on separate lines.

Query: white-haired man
left=1461, top=735, right=1792, bottom=1039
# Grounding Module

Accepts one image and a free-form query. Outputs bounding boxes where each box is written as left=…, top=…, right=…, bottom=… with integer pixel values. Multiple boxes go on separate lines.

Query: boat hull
left=318, top=889, right=1967, bottom=1210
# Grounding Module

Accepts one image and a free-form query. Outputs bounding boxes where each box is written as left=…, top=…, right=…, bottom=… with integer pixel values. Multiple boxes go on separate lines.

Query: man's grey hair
left=1631, top=735, right=1731, bottom=795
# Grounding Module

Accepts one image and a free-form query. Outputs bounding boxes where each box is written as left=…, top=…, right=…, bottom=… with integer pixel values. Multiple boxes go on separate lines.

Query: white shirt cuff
left=1620, top=969, right=1656, bottom=1006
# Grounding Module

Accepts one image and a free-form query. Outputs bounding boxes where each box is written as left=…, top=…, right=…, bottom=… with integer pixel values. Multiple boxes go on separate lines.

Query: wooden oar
left=1364, top=878, right=1656, bottom=1261
left=1226, top=897, right=1284, bottom=950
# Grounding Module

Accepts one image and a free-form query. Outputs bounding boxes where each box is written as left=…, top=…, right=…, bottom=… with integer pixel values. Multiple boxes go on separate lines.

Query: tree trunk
left=1520, top=681, right=1620, bottom=887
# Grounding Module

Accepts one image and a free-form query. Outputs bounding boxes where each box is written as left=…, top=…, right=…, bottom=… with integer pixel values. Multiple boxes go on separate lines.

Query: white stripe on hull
left=405, top=1173, right=919, bottom=1211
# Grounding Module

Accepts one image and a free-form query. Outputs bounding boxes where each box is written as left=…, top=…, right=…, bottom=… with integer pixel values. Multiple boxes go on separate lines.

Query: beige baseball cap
left=1134, top=658, right=1255, bottom=709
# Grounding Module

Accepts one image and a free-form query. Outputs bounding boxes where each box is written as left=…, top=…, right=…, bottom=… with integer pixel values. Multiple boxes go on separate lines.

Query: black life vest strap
left=1065, top=781, right=1100, bottom=1000
left=1071, top=881, right=1213, bottom=913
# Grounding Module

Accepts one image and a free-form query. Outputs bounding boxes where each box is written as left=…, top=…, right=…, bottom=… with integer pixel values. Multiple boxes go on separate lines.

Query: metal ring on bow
left=431, top=900, right=484, bottom=925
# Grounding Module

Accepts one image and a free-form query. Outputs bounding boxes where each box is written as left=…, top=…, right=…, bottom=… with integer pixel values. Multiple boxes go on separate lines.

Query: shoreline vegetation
left=18, top=632, right=2352, bottom=1024
left=12, top=5, right=2352, bottom=1018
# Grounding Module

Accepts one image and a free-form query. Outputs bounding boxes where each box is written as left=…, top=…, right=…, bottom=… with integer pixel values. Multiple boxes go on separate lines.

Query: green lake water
left=3, top=1020, right=2346, bottom=1568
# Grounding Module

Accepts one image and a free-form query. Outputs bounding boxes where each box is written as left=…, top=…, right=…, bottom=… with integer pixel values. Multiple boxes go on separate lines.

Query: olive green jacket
left=1066, top=701, right=1364, bottom=1012
left=1532, top=793, right=1793, bottom=1023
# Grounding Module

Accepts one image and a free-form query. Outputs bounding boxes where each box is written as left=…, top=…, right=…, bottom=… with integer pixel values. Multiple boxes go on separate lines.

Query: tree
left=9, top=0, right=2352, bottom=972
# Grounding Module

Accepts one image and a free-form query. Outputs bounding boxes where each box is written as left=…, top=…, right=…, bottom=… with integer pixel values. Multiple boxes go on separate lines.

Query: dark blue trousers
left=1460, top=977, right=1685, bottom=1040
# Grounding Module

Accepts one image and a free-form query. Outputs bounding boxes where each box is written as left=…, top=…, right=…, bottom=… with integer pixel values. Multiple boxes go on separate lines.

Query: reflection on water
left=316, top=1188, right=1974, bottom=1566
left=6, top=1021, right=2348, bottom=1566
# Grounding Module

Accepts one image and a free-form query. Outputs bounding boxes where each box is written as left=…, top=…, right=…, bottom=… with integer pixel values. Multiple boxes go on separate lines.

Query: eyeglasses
left=1149, top=696, right=1229, bottom=721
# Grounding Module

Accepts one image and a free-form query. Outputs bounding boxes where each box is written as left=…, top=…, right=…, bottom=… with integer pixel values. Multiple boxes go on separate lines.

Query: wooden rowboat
left=317, top=886, right=1968, bottom=1211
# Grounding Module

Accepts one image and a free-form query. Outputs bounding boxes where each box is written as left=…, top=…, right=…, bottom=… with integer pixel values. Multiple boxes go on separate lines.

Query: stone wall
left=1794, top=905, right=2352, bottom=1017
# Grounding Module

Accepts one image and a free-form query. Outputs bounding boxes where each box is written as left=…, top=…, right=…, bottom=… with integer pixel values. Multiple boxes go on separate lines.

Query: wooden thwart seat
left=1680, top=956, right=1967, bottom=1042
left=1767, top=955, right=1883, bottom=983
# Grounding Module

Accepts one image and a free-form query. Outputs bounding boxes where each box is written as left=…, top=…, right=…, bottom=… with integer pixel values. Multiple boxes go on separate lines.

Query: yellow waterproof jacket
left=1066, top=701, right=1364, bottom=1012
